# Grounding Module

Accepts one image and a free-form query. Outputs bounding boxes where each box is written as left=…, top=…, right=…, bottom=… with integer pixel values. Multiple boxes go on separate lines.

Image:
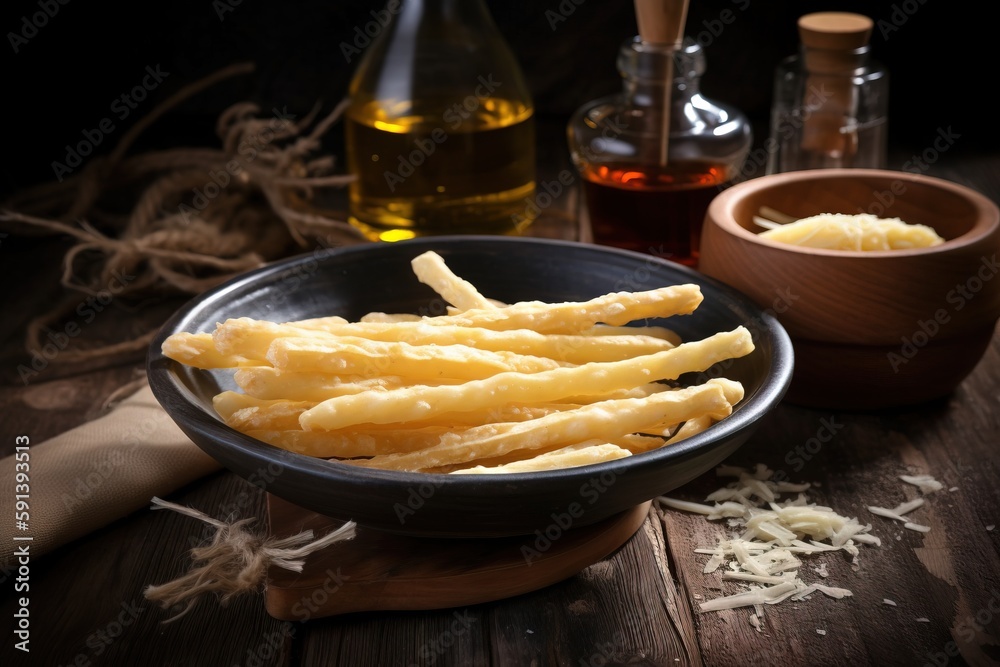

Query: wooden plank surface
left=294, top=505, right=701, bottom=667
left=2, top=138, right=999, bottom=666
left=3, top=332, right=996, bottom=665
left=659, top=335, right=1000, bottom=667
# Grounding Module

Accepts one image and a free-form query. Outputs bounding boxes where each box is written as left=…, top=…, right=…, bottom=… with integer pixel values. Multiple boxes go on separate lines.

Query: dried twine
left=0, top=61, right=368, bottom=373
left=144, top=496, right=357, bottom=623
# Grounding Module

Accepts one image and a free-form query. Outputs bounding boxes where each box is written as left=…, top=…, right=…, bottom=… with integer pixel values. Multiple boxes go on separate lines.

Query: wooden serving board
left=264, top=494, right=652, bottom=620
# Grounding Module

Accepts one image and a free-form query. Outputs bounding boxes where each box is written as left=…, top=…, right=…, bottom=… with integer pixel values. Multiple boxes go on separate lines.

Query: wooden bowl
left=699, top=169, right=1000, bottom=410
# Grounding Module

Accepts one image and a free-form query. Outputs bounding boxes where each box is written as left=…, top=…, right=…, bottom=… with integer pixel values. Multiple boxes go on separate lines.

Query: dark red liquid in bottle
left=582, top=161, right=730, bottom=267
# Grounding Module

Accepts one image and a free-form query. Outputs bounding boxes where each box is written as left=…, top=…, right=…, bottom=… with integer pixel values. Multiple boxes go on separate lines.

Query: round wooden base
left=264, top=494, right=652, bottom=619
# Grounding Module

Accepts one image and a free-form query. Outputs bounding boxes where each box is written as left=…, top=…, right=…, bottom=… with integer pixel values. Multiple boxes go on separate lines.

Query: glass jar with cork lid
left=567, top=0, right=752, bottom=266
left=766, top=11, right=888, bottom=174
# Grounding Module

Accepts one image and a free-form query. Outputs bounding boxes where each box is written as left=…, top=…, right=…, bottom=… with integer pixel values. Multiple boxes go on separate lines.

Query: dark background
left=0, top=0, right=989, bottom=200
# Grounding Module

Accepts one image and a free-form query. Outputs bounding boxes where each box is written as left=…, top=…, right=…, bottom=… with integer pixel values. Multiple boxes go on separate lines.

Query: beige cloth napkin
left=0, top=381, right=221, bottom=565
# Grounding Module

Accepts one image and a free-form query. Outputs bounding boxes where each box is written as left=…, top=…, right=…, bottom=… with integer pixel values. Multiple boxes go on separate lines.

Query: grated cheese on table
left=900, top=474, right=944, bottom=493
left=659, top=464, right=878, bottom=613
left=869, top=484, right=933, bottom=532
left=904, top=522, right=931, bottom=533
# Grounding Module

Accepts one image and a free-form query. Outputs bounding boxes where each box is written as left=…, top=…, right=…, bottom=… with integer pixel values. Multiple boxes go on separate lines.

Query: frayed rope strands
left=143, top=496, right=357, bottom=623
left=0, top=61, right=366, bottom=375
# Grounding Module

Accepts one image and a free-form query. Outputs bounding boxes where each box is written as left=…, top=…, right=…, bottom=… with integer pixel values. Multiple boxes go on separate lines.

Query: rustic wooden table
left=1, top=127, right=998, bottom=667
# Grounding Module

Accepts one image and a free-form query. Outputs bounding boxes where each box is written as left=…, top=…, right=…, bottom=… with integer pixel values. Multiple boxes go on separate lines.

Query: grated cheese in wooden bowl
left=754, top=212, right=945, bottom=251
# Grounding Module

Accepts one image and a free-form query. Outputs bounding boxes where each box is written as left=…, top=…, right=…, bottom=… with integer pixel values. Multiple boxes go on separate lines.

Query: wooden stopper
left=798, top=12, right=873, bottom=52
left=634, top=0, right=689, bottom=46
left=633, top=0, right=691, bottom=165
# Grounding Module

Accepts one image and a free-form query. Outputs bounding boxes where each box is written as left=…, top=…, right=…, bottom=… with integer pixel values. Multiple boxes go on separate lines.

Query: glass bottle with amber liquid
left=343, top=0, right=536, bottom=242
left=567, top=0, right=751, bottom=266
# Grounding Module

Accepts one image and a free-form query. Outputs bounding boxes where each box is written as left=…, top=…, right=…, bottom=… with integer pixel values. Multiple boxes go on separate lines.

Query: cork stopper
left=798, top=12, right=873, bottom=51
left=632, top=0, right=691, bottom=166
left=634, top=0, right=689, bottom=46
left=798, top=12, right=873, bottom=74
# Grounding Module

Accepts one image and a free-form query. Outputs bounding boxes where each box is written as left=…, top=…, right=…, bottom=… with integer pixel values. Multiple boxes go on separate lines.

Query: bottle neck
left=618, top=37, right=704, bottom=107
left=350, top=0, right=531, bottom=123
left=801, top=43, right=871, bottom=75
left=398, top=0, right=494, bottom=24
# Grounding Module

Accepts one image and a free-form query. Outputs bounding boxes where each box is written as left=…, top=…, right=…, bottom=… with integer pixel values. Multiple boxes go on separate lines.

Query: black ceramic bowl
left=147, top=236, right=793, bottom=538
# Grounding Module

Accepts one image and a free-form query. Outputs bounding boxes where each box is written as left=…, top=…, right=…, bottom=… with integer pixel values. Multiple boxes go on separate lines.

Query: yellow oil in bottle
left=345, top=97, right=536, bottom=241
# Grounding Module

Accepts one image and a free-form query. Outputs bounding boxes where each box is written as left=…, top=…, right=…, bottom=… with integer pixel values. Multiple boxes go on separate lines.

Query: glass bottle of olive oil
left=344, top=0, right=536, bottom=242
